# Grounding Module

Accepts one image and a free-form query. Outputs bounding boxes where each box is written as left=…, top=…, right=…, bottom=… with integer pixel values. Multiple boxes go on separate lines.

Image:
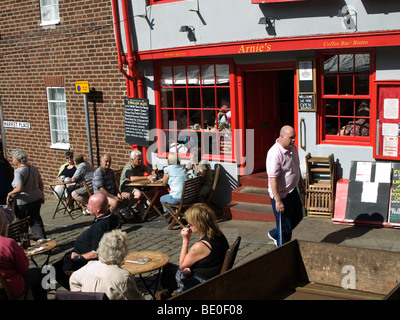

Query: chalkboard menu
left=125, top=97, right=150, bottom=147
left=298, top=93, right=315, bottom=111
left=389, top=163, right=400, bottom=224
left=297, top=59, right=316, bottom=112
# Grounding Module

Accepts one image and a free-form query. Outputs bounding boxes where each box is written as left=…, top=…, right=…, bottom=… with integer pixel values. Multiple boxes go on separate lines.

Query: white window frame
left=40, top=0, right=60, bottom=26
left=46, top=87, right=70, bottom=150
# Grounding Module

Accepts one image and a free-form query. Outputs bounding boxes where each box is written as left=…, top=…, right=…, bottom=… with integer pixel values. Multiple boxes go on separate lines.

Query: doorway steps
left=222, top=172, right=275, bottom=222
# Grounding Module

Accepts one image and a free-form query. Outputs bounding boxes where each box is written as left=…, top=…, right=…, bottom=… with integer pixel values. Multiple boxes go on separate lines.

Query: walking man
left=266, top=125, right=305, bottom=246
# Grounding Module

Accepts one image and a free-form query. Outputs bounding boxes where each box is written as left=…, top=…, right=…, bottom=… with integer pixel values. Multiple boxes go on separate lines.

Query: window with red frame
left=320, top=52, right=372, bottom=143
left=157, top=62, right=233, bottom=160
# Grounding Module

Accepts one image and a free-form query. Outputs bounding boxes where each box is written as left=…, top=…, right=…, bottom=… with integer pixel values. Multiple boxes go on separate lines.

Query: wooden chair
left=162, top=176, right=202, bottom=230
left=220, top=236, right=241, bottom=274
left=5, top=216, right=30, bottom=243
left=0, top=273, right=12, bottom=300
left=113, top=168, right=123, bottom=194
left=206, top=164, right=221, bottom=205
left=83, top=179, right=94, bottom=198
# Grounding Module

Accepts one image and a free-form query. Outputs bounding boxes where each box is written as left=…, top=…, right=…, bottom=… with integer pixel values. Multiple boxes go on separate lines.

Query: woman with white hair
left=69, top=229, right=143, bottom=300
left=6, top=148, right=46, bottom=239
left=158, top=153, right=189, bottom=213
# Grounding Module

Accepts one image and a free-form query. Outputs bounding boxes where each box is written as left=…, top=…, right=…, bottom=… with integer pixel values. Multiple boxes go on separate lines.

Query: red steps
left=223, top=172, right=275, bottom=222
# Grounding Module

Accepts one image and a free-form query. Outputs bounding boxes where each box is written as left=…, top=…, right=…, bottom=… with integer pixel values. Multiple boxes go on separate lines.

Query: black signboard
left=297, top=93, right=315, bottom=111
left=124, top=97, right=150, bottom=147
left=389, top=163, right=400, bottom=224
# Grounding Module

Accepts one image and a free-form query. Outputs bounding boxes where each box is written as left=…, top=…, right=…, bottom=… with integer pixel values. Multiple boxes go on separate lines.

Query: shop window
left=157, top=62, right=233, bottom=160
left=320, top=52, right=372, bottom=144
left=40, top=0, right=60, bottom=26
left=47, top=87, right=70, bottom=149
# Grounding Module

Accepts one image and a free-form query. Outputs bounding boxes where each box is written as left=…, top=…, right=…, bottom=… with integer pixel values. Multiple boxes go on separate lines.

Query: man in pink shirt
left=266, top=125, right=305, bottom=246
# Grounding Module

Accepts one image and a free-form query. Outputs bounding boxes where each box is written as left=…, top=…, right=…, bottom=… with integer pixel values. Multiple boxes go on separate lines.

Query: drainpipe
left=120, top=0, right=149, bottom=165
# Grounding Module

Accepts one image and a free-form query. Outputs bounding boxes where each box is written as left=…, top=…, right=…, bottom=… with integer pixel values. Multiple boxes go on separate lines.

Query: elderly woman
left=6, top=149, right=46, bottom=239
left=158, top=153, right=189, bottom=213
left=0, top=203, right=47, bottom=299
left=161, top=203, right=229, bottom=294
left=69, top=229, right=143, bottom=300
left=185, top=147, right=213, bottom=202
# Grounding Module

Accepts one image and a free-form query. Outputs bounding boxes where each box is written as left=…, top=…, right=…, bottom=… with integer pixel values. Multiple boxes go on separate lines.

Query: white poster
left=384, top=99, right=399, bottom=119
left=355, top=162, right=372, bottom=182
left=361, top=182, right=378, bottom=203
left=375, top=162, right=392, bottom=183
left=382, top=123, right=399, bottom=137
left=299, top=61, right=313, bottom=81
left=383, top=136, right=398, bottom=157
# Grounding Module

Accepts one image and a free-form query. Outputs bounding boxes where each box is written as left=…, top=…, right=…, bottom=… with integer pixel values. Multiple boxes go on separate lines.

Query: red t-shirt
left=0, top=236, right=29, bottom=299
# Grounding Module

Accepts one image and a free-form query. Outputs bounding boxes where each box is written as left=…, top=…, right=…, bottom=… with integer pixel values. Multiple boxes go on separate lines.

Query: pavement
left=30, top=198, right=400, bottom=299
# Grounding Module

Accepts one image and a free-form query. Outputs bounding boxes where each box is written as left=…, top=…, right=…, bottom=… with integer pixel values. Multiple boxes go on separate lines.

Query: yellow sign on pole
left=75, top=81, right=89, bottom=93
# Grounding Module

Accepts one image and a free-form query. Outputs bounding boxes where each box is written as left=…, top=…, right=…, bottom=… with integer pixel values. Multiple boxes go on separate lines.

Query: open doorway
left=243, top=69, right=295, bottom=172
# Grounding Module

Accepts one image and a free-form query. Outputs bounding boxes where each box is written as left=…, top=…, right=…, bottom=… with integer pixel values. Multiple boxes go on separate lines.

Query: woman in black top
left=161, top=203, right=229, bottom=294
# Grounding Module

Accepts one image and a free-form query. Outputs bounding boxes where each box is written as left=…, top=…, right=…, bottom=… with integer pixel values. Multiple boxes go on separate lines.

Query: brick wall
left=0, top=0, right=133, bottom=195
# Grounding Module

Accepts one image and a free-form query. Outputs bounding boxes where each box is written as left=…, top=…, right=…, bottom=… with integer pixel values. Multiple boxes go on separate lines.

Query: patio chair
left=206, top=164, right=221, bottom=205
left=220, top=236, right=241, bottom=274
left=5, top=216, right=30, bottom=243
left=162, top=176, right=202, bottom=230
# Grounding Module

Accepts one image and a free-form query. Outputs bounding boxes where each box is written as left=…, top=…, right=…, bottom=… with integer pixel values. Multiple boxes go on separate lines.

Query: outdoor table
left=125, top=179, right=168, bottom=222
left=24, top=239, right=57, bottom=267
left=49, top=180, right=80, bottom=219
left=121, top=251, right=169, bottom=299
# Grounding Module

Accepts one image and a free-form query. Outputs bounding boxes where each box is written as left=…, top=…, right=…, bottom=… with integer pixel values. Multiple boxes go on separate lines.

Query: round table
left=24, top=239, right=57, bottom=267
left=121, top=251, right=170, bottom=299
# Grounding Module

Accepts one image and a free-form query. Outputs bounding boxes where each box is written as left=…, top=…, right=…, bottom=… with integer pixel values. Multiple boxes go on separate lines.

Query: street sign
left=75, top=81, right=89, bottom=93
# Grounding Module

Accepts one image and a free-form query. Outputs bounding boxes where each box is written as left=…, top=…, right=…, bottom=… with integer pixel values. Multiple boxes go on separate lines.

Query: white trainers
left=82, top=209, right=90, bottom=215
left=268, top=232, right=277, bottom=246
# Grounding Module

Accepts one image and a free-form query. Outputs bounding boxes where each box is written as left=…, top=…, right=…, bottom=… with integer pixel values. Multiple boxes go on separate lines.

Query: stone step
left=231, top=185, right=271, bottom=205
left=223, top=202, right=275, bottom=222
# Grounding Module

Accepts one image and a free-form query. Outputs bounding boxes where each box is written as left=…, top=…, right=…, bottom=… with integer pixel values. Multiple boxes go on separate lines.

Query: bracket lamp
left=179, top=25, right=195, bottom=32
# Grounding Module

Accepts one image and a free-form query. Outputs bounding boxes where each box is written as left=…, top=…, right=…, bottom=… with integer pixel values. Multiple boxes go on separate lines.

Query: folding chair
left=206, top=164, right=221, bottom=205
left=220, top=236, right=241, bottom=274
left=5, top=216, right=30, bottom=243
left=162, top=176, right=202, bottom=230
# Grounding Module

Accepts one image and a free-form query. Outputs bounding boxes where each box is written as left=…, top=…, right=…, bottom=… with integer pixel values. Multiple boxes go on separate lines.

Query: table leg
left=142, top=189, right=169, bottom=224
left=139, top=268, right=162, bottom=300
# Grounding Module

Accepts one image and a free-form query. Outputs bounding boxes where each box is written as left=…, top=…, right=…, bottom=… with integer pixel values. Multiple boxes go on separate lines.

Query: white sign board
left=3, top=121, right=31, bottom=129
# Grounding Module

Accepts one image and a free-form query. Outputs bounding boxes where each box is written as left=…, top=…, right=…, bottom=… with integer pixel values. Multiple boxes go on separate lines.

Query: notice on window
left=355, top=161, right=372, bottom=182
left=383, top=98, right=399, bottom=119
left=382, top=123, right=399, bottom=137
left=383, top=136, right=398, bottom=157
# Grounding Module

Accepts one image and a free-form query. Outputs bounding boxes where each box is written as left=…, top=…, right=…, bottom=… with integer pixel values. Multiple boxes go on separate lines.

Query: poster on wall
left=124, top=97, right=150, bottom=147
left=389, top=163, right=400, bottom=225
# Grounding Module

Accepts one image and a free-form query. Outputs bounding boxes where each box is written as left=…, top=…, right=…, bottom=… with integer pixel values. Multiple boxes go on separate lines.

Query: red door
left=244, top=70, right=280, bottom=172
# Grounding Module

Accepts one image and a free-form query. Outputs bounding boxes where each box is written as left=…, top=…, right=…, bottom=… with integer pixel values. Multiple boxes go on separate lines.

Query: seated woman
left=158, top=153, right=189, bottom=214
left=54, top=150, right=77, bottom=199
left=69, top=229, right=143, bottom=300
left=161, top=203, right=229, bottom=294
left=0, top=209, right=47, bottom=300
left=185, top=147, right=213, bottom=203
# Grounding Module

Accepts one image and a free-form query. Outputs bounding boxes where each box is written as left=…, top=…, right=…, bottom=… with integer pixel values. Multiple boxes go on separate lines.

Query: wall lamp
left=258, top=17, right=275, bottom=27
left=179, top=25, right=195, bottom=32
left=337, top=7, right=357, bottom=31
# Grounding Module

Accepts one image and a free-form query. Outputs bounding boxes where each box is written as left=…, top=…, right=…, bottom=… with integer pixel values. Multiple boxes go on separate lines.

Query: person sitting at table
left=158, top=153, right=189, bottom=215
left=185, top=147, right=213, bottom=203
left=160, top=203, right=229, bottom=295
left=93, top=153, right=132, bottom=215
left=53, top=193, right=119, bottom=290
left=119, top=150, right=155, bottom=219
left=53, top=150, right=77, bottom=199
left=70, top=154, right=95, bottom=215
left=0, top=209, right=47, bottom=300
left=69, top=229, right=144, bottom=300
